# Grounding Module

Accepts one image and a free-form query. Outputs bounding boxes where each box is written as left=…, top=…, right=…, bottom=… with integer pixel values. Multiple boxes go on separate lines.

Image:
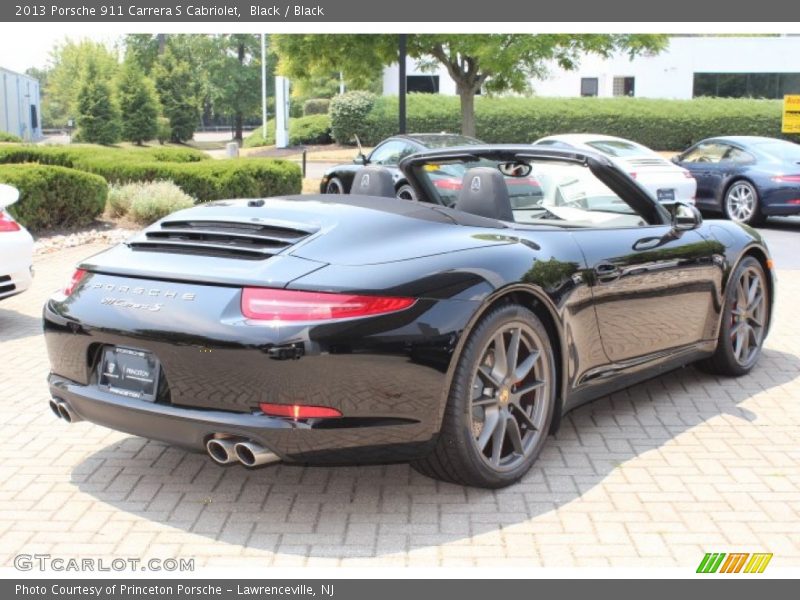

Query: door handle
left=593, top=262, right=621, bottom=283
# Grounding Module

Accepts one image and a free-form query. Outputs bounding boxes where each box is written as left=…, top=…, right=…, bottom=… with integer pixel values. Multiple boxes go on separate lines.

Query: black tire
left=412, top=304, right=556, bottom=488
left=723, top=180, right=764, bottom=227
left=396, top=183, right=417, bottom=201
left=324, top=177, right=345, bottom=194
left=698, top=256, right=770, bottom=376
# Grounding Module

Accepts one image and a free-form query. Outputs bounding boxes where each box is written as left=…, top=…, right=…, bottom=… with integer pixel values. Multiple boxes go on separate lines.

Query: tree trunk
left=234, top=41, right=246, bottom=143
left=234, top=112, right=244, bottom=143
left=459, top=87, right=477, bottom=138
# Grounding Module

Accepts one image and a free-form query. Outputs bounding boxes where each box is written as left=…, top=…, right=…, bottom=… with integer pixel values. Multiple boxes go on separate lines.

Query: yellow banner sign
left=783, top=95, right=800, bottom=134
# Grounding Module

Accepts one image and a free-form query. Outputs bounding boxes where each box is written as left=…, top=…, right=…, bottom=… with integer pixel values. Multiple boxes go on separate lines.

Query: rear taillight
left=63, top=269, right=87, bottom=296
left=628, top=172, right=637, bottom=179
left=772, top=175, right=800, bottom=183
left=433, top=178, right=462, bottom=191
left=0, top=210, right=20, bottom=232
left=683, top=171, right=695, bottom=179
left=241, top=288, right=415, bottom=321
left=259, top=403, right=342, bottom=419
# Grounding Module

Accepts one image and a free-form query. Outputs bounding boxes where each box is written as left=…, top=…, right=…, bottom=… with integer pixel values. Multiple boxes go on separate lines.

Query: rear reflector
left=242, top=288, right=415, bottom=321
left=259, top=403, right=342, bottom=419
left=64, top=269, right=87, bottom=296
left=0, top=210, right=20, bottom=232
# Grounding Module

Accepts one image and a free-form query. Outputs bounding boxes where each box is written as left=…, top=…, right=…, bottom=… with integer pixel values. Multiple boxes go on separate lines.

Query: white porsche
left=0, top=184, right=33, bottom=300
left=533, top=134, right=697, bottom=204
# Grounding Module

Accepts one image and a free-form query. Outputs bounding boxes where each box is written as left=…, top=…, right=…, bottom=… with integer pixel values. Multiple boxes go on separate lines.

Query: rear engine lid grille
left=128, top=219, right=317, bottom=260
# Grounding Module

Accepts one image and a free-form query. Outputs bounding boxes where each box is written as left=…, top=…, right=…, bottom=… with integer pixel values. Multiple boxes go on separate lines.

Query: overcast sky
left=0, top=31, right=119, bottom=73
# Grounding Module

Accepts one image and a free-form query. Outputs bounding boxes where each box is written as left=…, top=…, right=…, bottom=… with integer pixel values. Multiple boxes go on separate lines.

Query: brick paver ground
left=1, top=243, right=798, bottom=570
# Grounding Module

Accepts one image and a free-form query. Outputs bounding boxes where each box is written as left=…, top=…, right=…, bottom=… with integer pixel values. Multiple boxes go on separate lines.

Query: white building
left=383, top=36, right=800, bottom=100
left=1, top=67, right=42, bottom=141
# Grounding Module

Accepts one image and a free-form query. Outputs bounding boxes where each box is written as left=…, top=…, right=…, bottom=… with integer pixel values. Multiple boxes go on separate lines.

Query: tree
left=117, top=59, right=160, bottom=144
left=41, top=39, right=119, bottom=128
left=153, top=48, right=199, bottom=142
left=209, top=34, right=263, bottom=143
left=272, top=34, right=668, bottom=136
left=76, top=60, right=121, bottom=144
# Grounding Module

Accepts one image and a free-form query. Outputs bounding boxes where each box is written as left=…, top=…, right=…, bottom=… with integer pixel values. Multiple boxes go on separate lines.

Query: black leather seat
left=350, top=166, right=396, bottom=198
left=454, top=167, right=514, bottom=221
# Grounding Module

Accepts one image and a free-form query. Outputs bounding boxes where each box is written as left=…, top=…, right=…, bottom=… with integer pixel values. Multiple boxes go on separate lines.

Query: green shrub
left=110, top=181, right=195, bottom=224
left=0, top=144, right=300, bottom=201
left=0, top=132, right=22, bottom=143
left=303, top=98, right=331, bottom=116
left=329, top=94, right=789, bottom=150
left=0, top=163, right=107, bottom=231
left=243, top=114, right=332, bottom=148
left=329, top=91, right=377, bottom=144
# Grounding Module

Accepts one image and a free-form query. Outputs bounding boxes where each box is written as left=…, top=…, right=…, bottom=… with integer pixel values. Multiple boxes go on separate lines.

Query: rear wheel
left=698, top=256, right=769, bottom=376
left=325, top=177, right=345, bottom=194
left=412, top=304, right=556, bottom=488
left=724, top=180, right=764, bottom=226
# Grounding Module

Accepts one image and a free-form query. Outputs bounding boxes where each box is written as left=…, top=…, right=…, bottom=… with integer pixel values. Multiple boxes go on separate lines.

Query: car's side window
left=681, top=142, right=729, bottom=164
left=369, top=141, right=413, bottom=166
left=723, top=147, right=756, bottom=165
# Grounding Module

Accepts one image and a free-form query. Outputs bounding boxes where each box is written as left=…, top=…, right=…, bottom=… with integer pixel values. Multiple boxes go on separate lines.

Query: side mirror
left=672, top=201, right=702, bottom=231
left=353, top=153, right=367, bottom=166
left=0, top=184, right=20, bottom=210
left=670, top=155, right=681, bottom=164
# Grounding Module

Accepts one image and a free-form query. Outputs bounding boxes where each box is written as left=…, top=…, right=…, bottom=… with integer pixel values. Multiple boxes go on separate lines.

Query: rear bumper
left=48, top=373, right=438, bottom=464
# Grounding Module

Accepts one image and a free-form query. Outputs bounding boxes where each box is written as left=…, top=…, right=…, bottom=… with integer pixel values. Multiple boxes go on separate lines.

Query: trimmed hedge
left=0, top=132, right=22, bottom=143
left=329, top=91, right=377, bottom=145
left=330, top=93, right=790, bottom=150
left=0, top=144, right=302, bottom=202
left=303, top=98, right=331, bottom=116
left=243, top=114, right=332, bottom=148
left=0, top=163, right=107, bottom=231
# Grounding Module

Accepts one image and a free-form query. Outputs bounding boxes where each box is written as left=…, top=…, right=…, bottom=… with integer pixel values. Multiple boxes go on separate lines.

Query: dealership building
left=383, top=35, right=800, bottom=100
left=0, top=66, right=42, bottom=142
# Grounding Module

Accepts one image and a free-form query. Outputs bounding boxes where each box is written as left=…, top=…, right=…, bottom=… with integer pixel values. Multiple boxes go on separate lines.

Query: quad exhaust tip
left=51, top=398, right=83, bottom=423
left=206, top=438, right=238, bottom=465
left=233, top=440, right=280, bottom=467
left=206, top=436, right=280, bottom=468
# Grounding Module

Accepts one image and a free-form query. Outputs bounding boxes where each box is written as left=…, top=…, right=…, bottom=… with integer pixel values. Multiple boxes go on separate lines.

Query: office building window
left=693, top=72, right=800, bottom=99
left=613, top=76, right=635, bottom=97
left=406, top=75, right=439, bottom=94
left=580, top=78, right=599, bottom=97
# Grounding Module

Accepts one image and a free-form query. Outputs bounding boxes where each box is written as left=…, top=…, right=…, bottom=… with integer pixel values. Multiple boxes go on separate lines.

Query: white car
left=533, top=134, right=697, bottom=204
left=0, top=184, right=33, bottom=300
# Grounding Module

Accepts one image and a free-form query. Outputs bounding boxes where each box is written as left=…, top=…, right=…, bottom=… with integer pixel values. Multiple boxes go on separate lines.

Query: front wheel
left=324, top=177, right=345, bottom=194
left=412, top=304, right=556, bottom=488
left=698, top=256, right=770, bottom=376
left=724, top=180, right=764, bottom=226
left=396, top=184, right=417, bottom=201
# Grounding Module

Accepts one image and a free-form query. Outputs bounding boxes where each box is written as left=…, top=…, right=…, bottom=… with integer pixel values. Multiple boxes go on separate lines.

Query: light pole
left=261, top=33, right=268, bottom=141
left=399, top=34, right=407, bottom=134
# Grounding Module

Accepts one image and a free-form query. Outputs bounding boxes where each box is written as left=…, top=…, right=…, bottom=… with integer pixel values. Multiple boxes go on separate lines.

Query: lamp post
left=399, top=34, right=407, bottom=134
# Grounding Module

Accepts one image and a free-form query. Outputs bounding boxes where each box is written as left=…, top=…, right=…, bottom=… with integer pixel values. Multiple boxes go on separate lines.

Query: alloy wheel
left=730, top=264, right=767, bottom=367
left=325, top=178, right=344, bottom=194
left=469, top=322, right=550, bottom=471
left=725, top=182, right=756, bottom=223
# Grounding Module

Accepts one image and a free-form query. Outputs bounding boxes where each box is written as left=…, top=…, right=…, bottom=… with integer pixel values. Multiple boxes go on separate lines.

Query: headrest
left=454, top=167, right=514, bottom=222
left=351, top=166, right=396, bottom=198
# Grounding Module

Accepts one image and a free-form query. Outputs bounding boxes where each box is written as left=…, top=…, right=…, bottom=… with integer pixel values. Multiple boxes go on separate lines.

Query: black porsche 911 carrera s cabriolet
left=44, top=145, right=775, bottom=488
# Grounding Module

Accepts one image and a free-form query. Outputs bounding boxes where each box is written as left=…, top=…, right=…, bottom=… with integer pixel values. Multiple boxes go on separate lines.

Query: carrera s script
left=44, top=146, right=775, bottom=488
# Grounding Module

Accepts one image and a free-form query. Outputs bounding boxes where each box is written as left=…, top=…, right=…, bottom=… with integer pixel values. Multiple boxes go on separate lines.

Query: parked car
left=0, top=184, right=33, bottom=301
left=44, top=145, right=774, bottom=489
left=533, top=134, right=697, bottom=204
left=673, top=136, right=800, bottom=226
left=320, top=133, right=482, bottom=200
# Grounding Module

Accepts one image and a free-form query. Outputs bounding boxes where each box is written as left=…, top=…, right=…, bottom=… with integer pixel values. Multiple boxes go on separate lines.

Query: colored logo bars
left=696, top=552, right=773, bottom=574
